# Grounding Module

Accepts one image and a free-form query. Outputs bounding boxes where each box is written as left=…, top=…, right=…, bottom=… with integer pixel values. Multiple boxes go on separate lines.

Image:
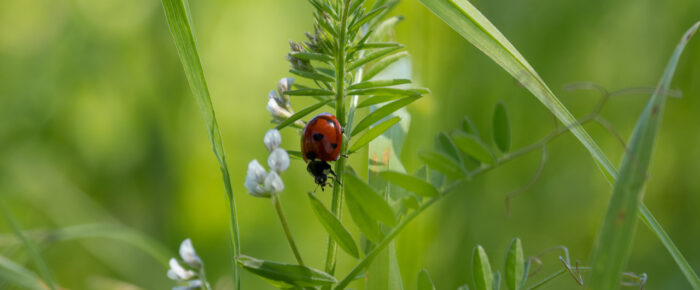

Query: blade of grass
left=419, top=0, right=700, bottom=286
left=587, top=22, right=700, bottom=290
left=0, top=198, right=56, bottom=290
left=0, top=254, right=46, bottom=290
left=160, top=0, right=241, bottom=288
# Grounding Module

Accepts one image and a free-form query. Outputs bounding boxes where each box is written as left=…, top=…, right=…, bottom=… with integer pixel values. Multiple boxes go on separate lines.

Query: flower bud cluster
left=167, top=238, right=209, bottom=290
left=244, top=129, right=290, bottom=198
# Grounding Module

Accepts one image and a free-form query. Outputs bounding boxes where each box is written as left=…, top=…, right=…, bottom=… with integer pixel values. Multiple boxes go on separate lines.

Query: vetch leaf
left=357, top=95, right=405, bottom=108
left=379, top=171, right=439, bottom=197
left=587, top=22, right=700, bottom=290
left=452, top=131, right=495, bottom=165
left=345, top=188, right=383, bottom=243
left=363, top=51, right=409, bottom=81
left=286, top=150, right=304, bottom=160
left=462, top=115, right=479, bottom=136
left=347, top=87, right=427, bottom=97
left=436, top=132, right=464, bottom=165
left=308, top=193, right=359, bottom=258
left=417, top=269, right=436, bottom=290
left=418, top=151, right=464, bottom=179
left=348, top=46, right=404, bottom=71
left=289, top=51, right=333, bottom=63
left=349, top=6, right=388, bottom=32
left=344, top=172, right=397, bottom=227
left=284, top=88, right=334, bottom=97
left=504, top=238, right=524, bottom=290
left=352, top=95, right=421, bottom=136
left=354, top=42, right=403, bottom=51
left=289, top=69, right=335, bottom=83
left=492, top=102, right=510, bottom=152
left=276, top=99, right=333, bottom=130
left=473, top=245, right=493, bottom=290
left=347, top=79, right=412, bottom=90
left=349, top=116, right=401, bottom=153
left=493, top=271, right=502, bottom=290
left=237, top=255, right=337, bottom=287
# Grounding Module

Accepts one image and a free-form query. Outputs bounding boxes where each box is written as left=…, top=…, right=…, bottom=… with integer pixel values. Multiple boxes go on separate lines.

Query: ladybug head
left=307, top=160, right=337, bottom=191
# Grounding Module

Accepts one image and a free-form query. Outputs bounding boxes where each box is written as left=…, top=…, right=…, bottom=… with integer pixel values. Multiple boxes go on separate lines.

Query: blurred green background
left=1, top=0, right=700, bottom=289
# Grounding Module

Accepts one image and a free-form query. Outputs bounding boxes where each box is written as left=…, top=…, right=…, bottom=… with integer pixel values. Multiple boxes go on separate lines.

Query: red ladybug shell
left=302, top=113, right=342, bottom=162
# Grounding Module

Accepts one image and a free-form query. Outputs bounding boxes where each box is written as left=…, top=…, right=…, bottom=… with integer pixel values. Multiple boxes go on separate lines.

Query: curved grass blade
left=379, top=171, right=439, bottom=197
left=276, top=99, right=333, bottom=130
left=587, top=22, right=700, bottom=290
left=237, top=255, right=337, bottom=288
left=349, top=116, right=401, bottom=153
left=358, top=95, right=405, bottom=108
left=347, top=79, right=411, bottom=90
left=418, top=151, right=464, bottom=179
left=363, top=51, right=409, bottom=81
left=284, top=88, right=335, bottom=97
left=492, top=102, right=510, bottom=152
left=452, top=131, right=495, bottom=165
left=344, top=172, right=397, bottom=227
left=473, top=245, right=493, bottom=290
left=505, top=238, right=525, bottom=290
left=160, top=0, right=241, bottom=287
left=348, top=46, right=404, bottom=71
left=308, top=193, right=360, bottom=259
left=417, top=269, right=436, bottom=290
left=352, top=95, right=421, bottom=136
left=0, top=199, right=56, bottom=290
left=0, top=254, right=45, bottom=290
left=419, top=0, right=700, bottom=287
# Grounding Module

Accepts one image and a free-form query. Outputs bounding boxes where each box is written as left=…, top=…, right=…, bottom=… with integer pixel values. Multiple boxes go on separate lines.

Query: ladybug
left=302, top=113, right=343, bottom=191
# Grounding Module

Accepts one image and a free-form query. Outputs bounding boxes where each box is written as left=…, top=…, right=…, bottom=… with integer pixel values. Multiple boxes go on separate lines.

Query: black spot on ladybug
left=313, top=133, right=324, bottom=141
left=306, top=152, right=316, bottom=160
left=331, top=143, right=337, bottom=149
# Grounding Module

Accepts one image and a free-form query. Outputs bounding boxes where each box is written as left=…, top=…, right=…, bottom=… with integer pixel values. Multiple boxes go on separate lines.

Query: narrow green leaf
left=417, top=269, right=436, bottom=290
left=505, top=238, right=524, bottom=290
left=350, top=6, right=387, bottom=31
left=0, top=199, right=56, bottom=290
left=348, top=87, right=427, bottom=97
left=379, top=171, right=439, bottom=197
left=358, top=95, right=405, bottom=108
left=237, top=255, right=337, bottom=288
left=587, top=22, right=700, bottom=290
left=287, top=150, right=304, bottom=160
left=452, top=131, right=495, bottom=165
left=160, top=1, right=241, bottom=287
left=353, top=95, right=421, bottom=136
left=492, top=102, right=510, bottom=152
left=308, top=193, right=360, bottom=259
left=0, top=254, right=45, bottom=290
left=473, top=245, right=493, bottom=290
left=462, top=115, right=479, bottom=136
left=344, top=172, right=397, bottom=226
left=457, top=285, right=470, bottom=290
left=354, top=42, right=403, bottom=51
left=348, top=46, right=403, bottom=71
left=345, top=188, right=383, bottom=243
left=493, top=271, right=502, bottom=290
left=436, top=132, right=464, bottom=165
left=289, top=69, right=335, bottom=83
left=348, top=79, right=411, bottom=90
left=284, top=88, right=334, bottom=96
left=349, top=116, right=401, bottom=153
left=363, top=51, right=409, bottom=81
left=289, top=51, right=333, bottom=63
left=418, top=151, right=464, bottom=179
left=276, top=99, right=333, bottom=130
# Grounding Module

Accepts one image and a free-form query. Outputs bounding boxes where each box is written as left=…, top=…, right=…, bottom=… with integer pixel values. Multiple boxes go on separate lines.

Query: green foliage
left=504, top=238, right=525, bottom=290
left=417, top=269, right=436, bottom=290
left=276, top=99, right=333, bottom=130
left=344, top=171, right=396, bottom=227
left=237, top=255, right=337, bottom=288
left=492, top=102, right=510, bottom=153
left=418, top=151, right=464, bottom=179
left=349, top=116, right=401, bottom=153
left=452, top=131, right=495, bottom=165
left=473, top=245, right=494, bottom=290
left=352, top=95, right=422, bottom=136
left=587, top=22, right=700, bottom=290
left=308, top=193, right=360, bottom=258
left=379, top=171, right=439, bottom=197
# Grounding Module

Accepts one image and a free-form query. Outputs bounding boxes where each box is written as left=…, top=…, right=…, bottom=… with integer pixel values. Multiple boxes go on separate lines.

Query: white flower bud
left=173, top=280, right=203, bottom=290
left=277, top=77, right=294, bottom=96
left=245, top=160, right=270, bottom=197
left=179, top=238, right=202, bottom=269
left=264, top=171, right=284, bottom=193
left=268, top=148, right=290, bottom=173
left=167, top=258, right=195, bottom=281
left=263, top=129, right=282, bottom=152
left=267, top=95, right=292, bottom=121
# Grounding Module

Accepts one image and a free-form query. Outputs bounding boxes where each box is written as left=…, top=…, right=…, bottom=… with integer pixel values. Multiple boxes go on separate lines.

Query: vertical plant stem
left=0, top=198, right=56, bottom=290
left=272, top=195, right=305, bottom=266
left=324, top=0, right=352, bottom=278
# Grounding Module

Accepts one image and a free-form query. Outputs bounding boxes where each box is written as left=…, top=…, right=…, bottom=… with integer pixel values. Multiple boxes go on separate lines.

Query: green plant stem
left=272, top=195, right=305, bottom=266
left=324, top=0, right=352, bottom=279
left=0, top=198, right=56, bottom=290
